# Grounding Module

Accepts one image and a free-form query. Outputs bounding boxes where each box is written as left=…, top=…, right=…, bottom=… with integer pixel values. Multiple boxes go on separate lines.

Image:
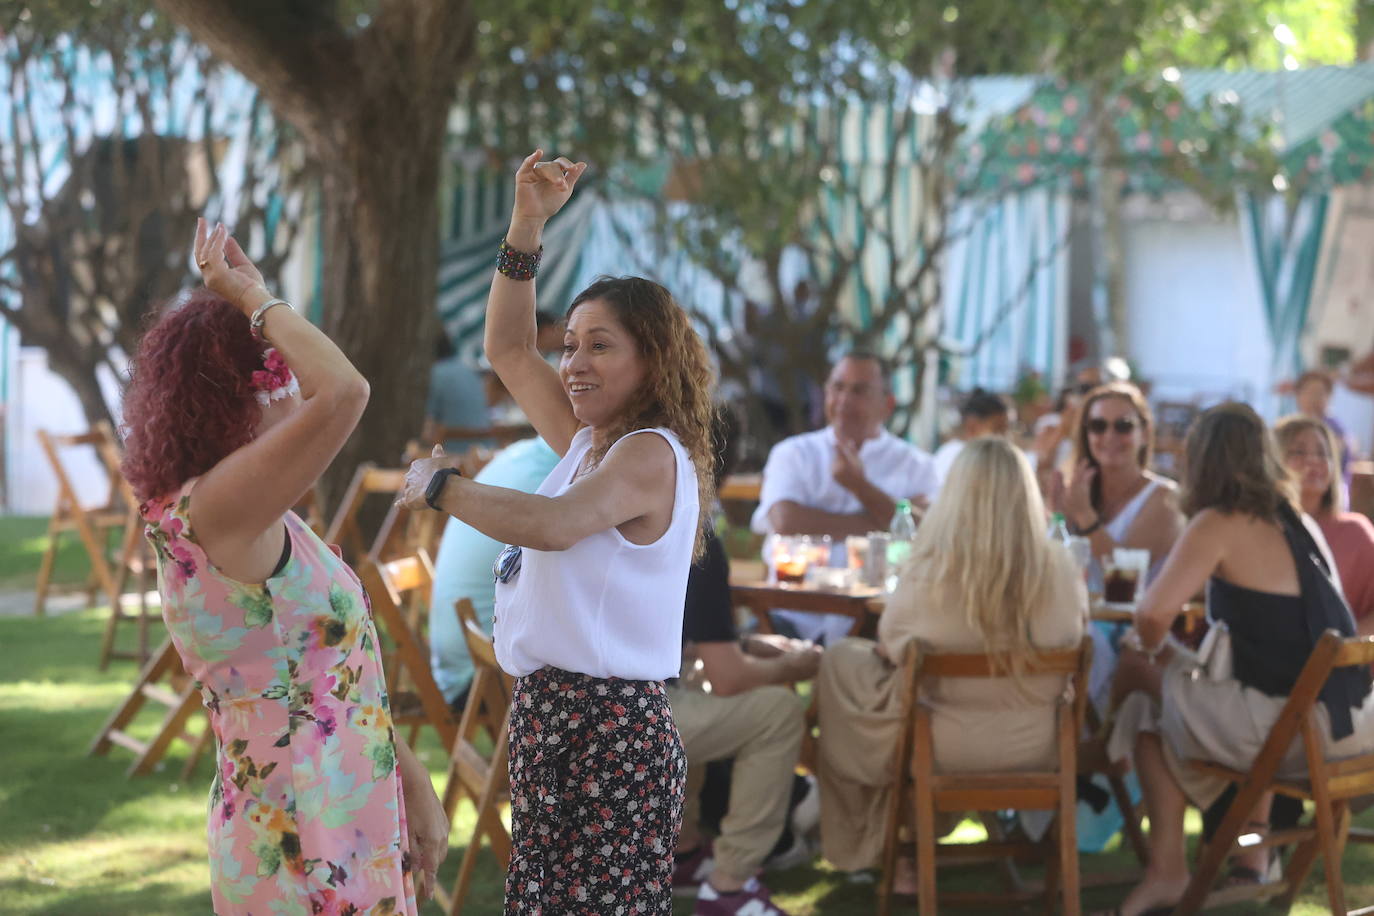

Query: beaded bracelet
left=497, top=238, right=542, bottom=281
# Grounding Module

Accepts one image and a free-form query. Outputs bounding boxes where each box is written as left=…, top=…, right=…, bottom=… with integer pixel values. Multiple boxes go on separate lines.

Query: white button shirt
left=750, top=425, right=939, bottom=536
left=749, top=426, right=939, bottom=643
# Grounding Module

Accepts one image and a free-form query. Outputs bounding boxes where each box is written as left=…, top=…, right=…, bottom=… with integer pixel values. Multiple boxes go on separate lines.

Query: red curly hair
left=121, top=288, right=267, bottom=503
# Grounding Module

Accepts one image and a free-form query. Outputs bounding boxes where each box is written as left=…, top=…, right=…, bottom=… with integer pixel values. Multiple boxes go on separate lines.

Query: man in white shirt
left=750, top=353, right=940, bottom=643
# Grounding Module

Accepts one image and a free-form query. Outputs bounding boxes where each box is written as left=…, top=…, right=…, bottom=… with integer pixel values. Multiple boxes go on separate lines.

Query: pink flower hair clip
left=250, top=348, right=300, bottom=408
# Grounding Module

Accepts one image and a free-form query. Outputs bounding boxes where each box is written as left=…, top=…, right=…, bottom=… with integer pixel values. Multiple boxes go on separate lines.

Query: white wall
left=3, top=343, right=124, bottom=515
left=1122, top=210, right=1276, bottom=416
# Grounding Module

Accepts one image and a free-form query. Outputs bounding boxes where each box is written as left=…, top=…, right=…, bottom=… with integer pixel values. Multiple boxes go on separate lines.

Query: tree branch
left=152, top=0, right=355, bottom=146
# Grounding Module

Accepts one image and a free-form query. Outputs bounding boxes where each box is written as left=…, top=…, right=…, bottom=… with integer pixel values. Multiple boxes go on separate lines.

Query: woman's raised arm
left=484, top=150, right=587, bottom=457
left=190, top=219, right=369, bottom=550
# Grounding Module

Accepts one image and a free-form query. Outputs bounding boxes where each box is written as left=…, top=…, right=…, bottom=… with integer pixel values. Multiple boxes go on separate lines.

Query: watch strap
left=425, top=467, right=461, bottom=511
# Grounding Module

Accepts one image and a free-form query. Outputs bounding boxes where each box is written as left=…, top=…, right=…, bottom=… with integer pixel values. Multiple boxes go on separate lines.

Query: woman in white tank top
left=399, top=151, right=715, bottom=915
left=1059, top=383, right=1185, bottom=582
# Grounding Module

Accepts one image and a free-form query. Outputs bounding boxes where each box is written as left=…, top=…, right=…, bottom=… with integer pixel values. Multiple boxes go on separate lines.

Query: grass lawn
left=1, top=515, right=99, bottom=592
left=1, top=606, right=1370, bottom=914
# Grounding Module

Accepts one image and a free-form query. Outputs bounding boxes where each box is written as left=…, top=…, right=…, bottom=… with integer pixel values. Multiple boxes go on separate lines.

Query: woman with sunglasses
left=1061, top=382, right=1184, bottom=583
left=1275, top=414, right=1374, bottom=629
left=398, top=151, right=715, bottom=914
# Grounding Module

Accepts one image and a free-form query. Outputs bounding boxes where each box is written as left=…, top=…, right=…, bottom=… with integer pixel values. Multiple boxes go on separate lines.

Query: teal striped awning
left=437, top=166, right=596, bottom=364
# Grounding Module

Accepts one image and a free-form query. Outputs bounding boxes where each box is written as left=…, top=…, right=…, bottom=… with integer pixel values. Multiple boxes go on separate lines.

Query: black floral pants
left=504, top=667, right=686, bottom=915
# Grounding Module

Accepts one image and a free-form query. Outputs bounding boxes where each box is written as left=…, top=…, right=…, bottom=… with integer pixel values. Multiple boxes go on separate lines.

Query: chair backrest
left=324, top=463, right=408, bottom=561
left=1250, top=630, right=1374, bottom=774
left=358, top=552, right=455, bottom=749
left=38, top=421, right=129, bottom=512
left=463, top=617, right=501, bottom=674
left=900, top=636, right=1094, bottom=747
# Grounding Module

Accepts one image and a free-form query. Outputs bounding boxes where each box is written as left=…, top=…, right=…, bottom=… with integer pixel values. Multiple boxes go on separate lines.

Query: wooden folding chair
left=879, top=637, right=1093, bottom=916
left=357, top=551, right=457, bottom=751
left=88, top=637, right=213, bottom=779
left=324, top=463, right=409, bottom=564
left=435, top=615, right=513, bottom=916
left=1174, top=631, right=1374, bottom=915
left=35, top=421, right=155, bottom=668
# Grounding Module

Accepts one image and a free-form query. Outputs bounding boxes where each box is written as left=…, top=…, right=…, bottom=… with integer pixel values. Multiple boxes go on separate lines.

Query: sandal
left=1224, top=820, right=1272, bottom=887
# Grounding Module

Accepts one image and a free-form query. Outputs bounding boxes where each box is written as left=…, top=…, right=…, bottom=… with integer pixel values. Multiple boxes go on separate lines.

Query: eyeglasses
left=493, top=543, right=523, bottom=584
left=1285, top=448, right=1329, bottom=462
left=1086, top=418, right=1138, bottom=436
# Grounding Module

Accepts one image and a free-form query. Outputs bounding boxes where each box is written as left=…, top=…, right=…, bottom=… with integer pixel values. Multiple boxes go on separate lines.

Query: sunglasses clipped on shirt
left=1086, top=417, right=1139, bottom=436
left=493, top=543, right=523, bottom=585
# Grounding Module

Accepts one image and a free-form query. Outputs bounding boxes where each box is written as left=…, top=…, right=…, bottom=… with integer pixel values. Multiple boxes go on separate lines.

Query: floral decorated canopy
left=958, top=63, right=1374, bottom=198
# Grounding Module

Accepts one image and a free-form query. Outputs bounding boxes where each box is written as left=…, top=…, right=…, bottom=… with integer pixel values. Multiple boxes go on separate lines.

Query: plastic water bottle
left=1049, top=512, right=1092, bottom=572
left=886, top=498, right=917, bottom=575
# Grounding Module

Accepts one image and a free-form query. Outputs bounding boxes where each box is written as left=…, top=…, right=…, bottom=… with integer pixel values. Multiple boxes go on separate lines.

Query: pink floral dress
left=143, top=480, right=418, bottom=916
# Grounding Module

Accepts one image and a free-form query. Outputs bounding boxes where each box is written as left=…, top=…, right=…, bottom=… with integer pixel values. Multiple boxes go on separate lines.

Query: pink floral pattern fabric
left=143, top=480, right=417, bottom=916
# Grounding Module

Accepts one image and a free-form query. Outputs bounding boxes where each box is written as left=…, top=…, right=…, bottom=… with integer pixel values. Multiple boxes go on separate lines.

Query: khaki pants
left=666, top=683, right=806, bottom=880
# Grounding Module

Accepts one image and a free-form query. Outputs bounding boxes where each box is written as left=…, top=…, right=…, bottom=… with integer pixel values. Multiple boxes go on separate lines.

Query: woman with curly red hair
left=399, top=152, right=716, bottom=915
left=122, top=219, right=447, bottom=915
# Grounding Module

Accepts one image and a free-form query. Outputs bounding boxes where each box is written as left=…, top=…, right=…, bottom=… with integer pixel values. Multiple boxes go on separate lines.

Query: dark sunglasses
left=493, top=543, right=523, bottom=584
left=1087, top=418, right=1138, bottom=435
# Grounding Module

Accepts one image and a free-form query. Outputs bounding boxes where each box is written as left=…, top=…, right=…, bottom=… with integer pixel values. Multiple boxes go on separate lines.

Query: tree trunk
left=314, top=115, right=444, bottom=507
left=150, top=0, right=475, bottom=510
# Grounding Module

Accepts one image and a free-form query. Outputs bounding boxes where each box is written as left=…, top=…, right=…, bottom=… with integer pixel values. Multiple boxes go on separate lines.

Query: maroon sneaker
left=672, top=842, right=715, bottom=897
left=693, top=877, right=792, bottom=915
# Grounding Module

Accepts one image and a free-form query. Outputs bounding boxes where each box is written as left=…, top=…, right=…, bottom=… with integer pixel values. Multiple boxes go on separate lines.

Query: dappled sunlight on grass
left=3, top=604, right=1374, bottom=913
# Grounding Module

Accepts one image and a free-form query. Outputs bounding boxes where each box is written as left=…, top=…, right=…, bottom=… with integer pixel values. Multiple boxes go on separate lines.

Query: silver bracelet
left=250, top=298, right=294, bottom=340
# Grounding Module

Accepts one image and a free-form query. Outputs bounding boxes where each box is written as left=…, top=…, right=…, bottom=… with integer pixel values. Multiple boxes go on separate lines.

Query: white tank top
left=493, top=425, right=699, bottom=680
left=1103, top=478, right=1165, bottom=580
left=1104, top=478, right=1159, bottom=543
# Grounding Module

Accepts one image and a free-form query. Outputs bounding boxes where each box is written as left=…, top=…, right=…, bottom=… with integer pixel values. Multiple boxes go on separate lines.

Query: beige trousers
left=666, top=683, right=806, bottom=880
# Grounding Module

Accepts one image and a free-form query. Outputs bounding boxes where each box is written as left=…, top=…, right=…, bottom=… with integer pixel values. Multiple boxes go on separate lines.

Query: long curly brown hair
left=566, top=276, right=716, bottom=557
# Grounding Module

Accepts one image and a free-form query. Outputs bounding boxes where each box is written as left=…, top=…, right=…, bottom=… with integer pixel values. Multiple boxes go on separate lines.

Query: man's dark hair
left=960, top=388, right=1011, bottom=421
left=836, top=350, right=892, bottom=392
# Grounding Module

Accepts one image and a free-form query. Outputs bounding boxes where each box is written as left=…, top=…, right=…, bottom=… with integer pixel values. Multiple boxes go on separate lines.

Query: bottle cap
left=897, top=498, right=911, bottom=511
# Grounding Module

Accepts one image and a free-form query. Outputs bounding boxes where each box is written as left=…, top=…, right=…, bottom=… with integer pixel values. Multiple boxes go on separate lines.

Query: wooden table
left=1090, top=599, right=1206, bottom=625
left=729, top=575, right=883, bottom=638
left=718, top=472, right=762, bottom=503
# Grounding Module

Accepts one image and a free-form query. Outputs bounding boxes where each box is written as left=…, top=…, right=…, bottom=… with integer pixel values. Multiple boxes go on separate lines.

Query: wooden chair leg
left=89, top=640, right=179, bottom=756
left=1276, top=831, right=1322, bottom=910
left=1312, top=792, right=1347, bottom=916
left=181, top=721, right=216, bottom=782
left=129, top=688, right=203, bottom=777
left=912, top=714, right=937, bottom=916
left=1059, top=790, right=1081, bottom=915
left=1107, top=768, right=1150, bottom=864
left=33, top=511, right=62, bottom=616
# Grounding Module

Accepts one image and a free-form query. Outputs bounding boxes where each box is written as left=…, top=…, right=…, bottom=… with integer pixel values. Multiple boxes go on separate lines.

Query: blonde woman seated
left=814, top=436, right=1087, bottom=887
left=1104, top=404, right=1374, bottom=916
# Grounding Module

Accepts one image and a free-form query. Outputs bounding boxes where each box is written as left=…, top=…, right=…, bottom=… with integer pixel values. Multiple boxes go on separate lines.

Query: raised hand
left=831, top=438, right=867, bottom=493
left=194, top=217, right=269, bottom=313
left=512, top=149, right=588, bottom=224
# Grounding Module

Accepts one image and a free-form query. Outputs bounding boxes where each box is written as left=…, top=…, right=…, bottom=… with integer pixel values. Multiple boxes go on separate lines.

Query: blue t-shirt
left=426, top=356, right=491, bottom=451
left=428, top=436, right=561, bottom=701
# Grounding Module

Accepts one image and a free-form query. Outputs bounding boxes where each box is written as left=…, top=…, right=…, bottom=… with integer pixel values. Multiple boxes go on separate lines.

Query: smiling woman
left=397, top=151, right=715, bottom=915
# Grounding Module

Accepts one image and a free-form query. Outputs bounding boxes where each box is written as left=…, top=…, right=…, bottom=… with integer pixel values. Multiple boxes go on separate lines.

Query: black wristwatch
left=1072, top=514, right=1103, bottom=536
left=424, top=468, right=462, bottom=510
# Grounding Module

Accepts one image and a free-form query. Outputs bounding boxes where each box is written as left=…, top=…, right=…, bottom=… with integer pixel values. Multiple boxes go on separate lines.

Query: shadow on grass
left=1, top=878, right=212, bottom=916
